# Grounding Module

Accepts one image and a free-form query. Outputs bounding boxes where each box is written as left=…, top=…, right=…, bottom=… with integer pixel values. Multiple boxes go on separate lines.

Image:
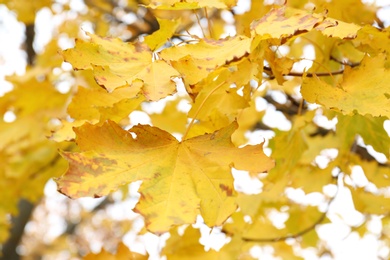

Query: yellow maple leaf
left=353, top=25, right=390, bottom=66
left=319, top=17, right=361, bottom=39
left=301, top=54, right=390, bottom=118
left=56, top=121, right=274, bottom=233
left=160, top=36, right=251, bottom=85
left=62, top=33, right=179, bottom=101
left=250, top=7, right=332, bottom=43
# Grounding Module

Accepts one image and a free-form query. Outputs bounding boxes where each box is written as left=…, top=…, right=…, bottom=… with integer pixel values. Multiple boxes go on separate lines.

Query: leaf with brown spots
left=55, top=121, right=274, bottom=233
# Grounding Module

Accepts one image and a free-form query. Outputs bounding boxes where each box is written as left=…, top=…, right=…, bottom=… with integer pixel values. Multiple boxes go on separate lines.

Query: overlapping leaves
left=2, top=0, right=389, bottom=257
left=62, top=33, right=179, bottom=101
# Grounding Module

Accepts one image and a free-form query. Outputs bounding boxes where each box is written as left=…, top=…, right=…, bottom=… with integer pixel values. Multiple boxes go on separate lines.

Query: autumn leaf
left=301, top=54, right=390, bottom=118
left=349, top=187, right=390, bottom=215
left=67, top=85, right=144, bottom=122
left=144, top=18, right=181, bottom=51
left=163, top=226, right=218, bottom=259
left=56, top=121, right=274, bottom=233
left=320, top=17, right=361, bottom=39
left=353, top=25, right=390, bottom=66
left=62, top=33, right=179, bottom=101
left=250, top=7, right=332, bottom=43
left=160, top=36, right=251, bottom=85
left=187, top=70, right=249, bottom=122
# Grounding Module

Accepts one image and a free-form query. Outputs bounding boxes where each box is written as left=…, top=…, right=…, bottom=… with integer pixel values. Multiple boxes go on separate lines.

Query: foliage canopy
left=0, top=0, right=389, bottom=259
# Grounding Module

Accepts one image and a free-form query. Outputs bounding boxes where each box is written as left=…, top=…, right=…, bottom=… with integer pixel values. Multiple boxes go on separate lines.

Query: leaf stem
left=204, top=7, right=213, bottom=38
left=193, top=10, right=206, bottom=38
left=182, top=81, right=226, bottom=140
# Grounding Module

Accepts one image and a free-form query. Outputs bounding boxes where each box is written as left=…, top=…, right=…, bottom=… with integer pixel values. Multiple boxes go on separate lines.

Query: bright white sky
left=1, top=0, right=390, bottom=259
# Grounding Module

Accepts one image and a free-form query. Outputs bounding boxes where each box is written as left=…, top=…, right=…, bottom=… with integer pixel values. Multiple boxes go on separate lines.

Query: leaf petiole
left=182, top=81, right=226, bottom=140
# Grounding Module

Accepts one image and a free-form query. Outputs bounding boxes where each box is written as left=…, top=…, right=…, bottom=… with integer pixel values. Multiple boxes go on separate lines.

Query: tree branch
left=25, top=23, right=36, bottom=65
left=1, top=200, right=34, bottom=260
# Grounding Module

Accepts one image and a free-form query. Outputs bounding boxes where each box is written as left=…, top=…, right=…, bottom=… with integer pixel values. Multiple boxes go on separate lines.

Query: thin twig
left=193, top=10, right=206, bottom=38
left=241, top=175, right=339, bottom=243
left=263, top=66, right=346, bottom=78
left=204, top=7, right=213, bottom=38
left=182, top=81, right=225, bottom=140
left=330, top=56, right=361, bottom=67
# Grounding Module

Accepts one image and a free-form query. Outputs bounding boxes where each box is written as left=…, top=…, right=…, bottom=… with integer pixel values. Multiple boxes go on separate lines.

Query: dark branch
left=1, top=23, right=38, bottom=259
left=330, top=56, right=361, bottom=67
left=1, top=200, right=34, bottom=260
left=25, top=24, right=36, bottom=66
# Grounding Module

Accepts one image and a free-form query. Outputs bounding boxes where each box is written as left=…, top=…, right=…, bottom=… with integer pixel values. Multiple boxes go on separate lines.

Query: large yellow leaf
left=301, top=54, right=390, bottom=118
left=62, top=33, right=179, bottom=101
left=56, top=121, right=274, bottom=233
